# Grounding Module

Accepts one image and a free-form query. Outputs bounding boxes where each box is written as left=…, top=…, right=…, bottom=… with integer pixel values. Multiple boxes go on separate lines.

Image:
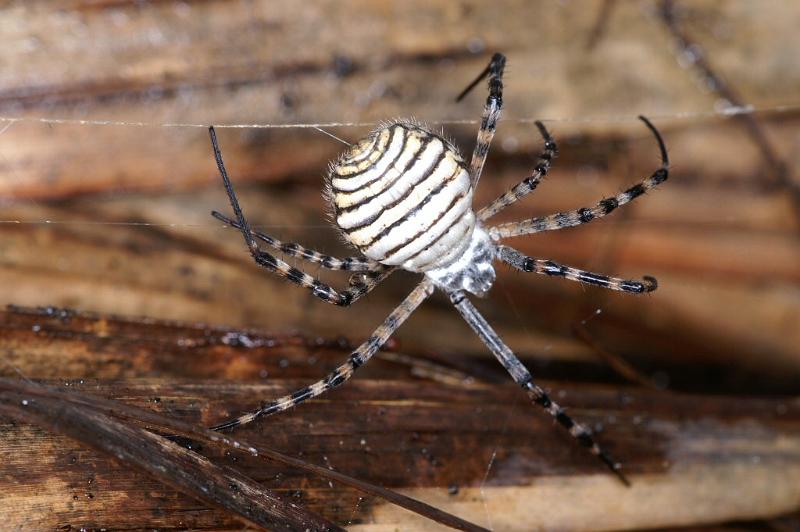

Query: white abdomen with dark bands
left=329, top=122, right=476, bottom=272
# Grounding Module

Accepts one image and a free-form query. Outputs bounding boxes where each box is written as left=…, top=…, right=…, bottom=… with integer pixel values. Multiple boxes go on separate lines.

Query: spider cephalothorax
left=209, top=52, right=669, bottom=485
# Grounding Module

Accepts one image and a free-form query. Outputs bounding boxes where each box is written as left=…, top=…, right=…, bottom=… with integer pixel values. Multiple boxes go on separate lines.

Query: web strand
left=1, top=102, right=797, bottom=229
left=0, top=220, right=332, bottom=229
left=0, top=102, right=797, bottom=130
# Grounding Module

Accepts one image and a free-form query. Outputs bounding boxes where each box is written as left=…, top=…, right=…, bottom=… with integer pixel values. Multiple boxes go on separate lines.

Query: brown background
left=0, top=1, right=799, bottom=530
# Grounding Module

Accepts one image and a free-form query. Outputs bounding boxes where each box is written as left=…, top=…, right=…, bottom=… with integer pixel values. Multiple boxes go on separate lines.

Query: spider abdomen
left=328, top=121, right=476, bottom=272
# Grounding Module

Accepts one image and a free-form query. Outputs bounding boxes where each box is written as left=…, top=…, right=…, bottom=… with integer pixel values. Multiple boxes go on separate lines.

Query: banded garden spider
left=209, top=53, right=669, bottom=485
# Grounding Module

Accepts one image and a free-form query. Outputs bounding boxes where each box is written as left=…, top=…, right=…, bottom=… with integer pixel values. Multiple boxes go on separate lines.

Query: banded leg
left=478, top=121, right=558, bottom=221
left=490, top=116, right=669, bottom=239
left=456, top=52, right=506, bottom=189
left=211, top=279, right=435, bottom=431
left=498, top=245, right=657, bottom=293
left=210, top=126, right=393, bottom=306
left=212, top=211, right=379, bottom=272
left=449, top=291, right=630, bottom=486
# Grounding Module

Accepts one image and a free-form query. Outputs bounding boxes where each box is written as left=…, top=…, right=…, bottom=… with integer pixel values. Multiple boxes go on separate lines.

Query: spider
left=208, top=53, right=669, bottom=486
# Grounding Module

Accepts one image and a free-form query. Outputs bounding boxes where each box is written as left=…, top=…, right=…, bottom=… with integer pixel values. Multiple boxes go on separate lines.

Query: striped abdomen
left=328, top=121, right=476, bottom=272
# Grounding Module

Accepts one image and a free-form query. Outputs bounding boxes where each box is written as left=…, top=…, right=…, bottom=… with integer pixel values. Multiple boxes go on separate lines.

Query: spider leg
left=211, top=210, right=379, bottom=272
left=489, top=116, right=669, bottom=239
left=210, top=279, right=434, bottom=432
left=210, top=126, right=393, bottom=306
left=498, top=245, right=657, bottom=294
left=478, top=121, right=558, bottom=221
left=449, top=290, right=631, bottom=486
left=456, top=52, right=506, bottom=189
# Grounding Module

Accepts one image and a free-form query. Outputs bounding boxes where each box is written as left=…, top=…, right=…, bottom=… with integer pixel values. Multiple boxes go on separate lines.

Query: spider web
left=0, top=102, right=796, bottom=230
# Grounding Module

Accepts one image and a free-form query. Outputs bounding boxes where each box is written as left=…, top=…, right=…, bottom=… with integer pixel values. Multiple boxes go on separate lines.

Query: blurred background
left=1, top=0, right=797, bottom=390
left=0, top=1, right=798, bottom=528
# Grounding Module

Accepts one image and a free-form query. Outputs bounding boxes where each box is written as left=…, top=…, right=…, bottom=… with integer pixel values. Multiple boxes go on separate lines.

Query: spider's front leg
left=478, top=120, right=558, bottom=221
left=449, top=290, right=631, bottom=486
left=209, top=127, right=393, bottom=306
left=489, top=116, right=669, bottom=239
left=457, top=52, right=506, bottom=189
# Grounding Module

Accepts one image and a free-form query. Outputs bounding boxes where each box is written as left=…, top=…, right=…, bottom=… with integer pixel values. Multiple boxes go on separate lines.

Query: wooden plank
left=2, top=378, right=799, bottom=529
left=0, top=0, right=798, bottom=378
left=2, top=180, right=799, bottom=378
left=1, top=307, right=799, bottom=529
left=0, top=385, right=343, bottom=531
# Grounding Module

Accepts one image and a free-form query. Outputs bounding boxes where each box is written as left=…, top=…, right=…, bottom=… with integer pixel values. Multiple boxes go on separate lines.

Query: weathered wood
left=1, top=307, right=799, bottom=530
left=1, top=179, right=798, bottom=386
left=2, top=372, right=800, bottom=529
left=0, top=1, right=799, bottom=529
left=0, top=377, right=486, bottom=532
left=0, top=1, right=798, bottom=378
left=2, top=374, right=799, bottom=530
left=0, top=382, right=343, bottom=532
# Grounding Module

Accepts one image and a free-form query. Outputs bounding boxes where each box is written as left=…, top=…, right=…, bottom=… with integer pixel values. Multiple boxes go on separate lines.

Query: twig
left=0, top=378, right=488, bottom=532
left=585, top=0, right=618, bottom=50
left=0, top=385, right=339, bottom=531
left=659, top=0, right=800, bottom=225
left=572, top=321, right=661, bottom=390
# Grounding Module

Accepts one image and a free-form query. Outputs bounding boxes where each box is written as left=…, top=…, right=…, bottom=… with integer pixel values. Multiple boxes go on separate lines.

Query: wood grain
left=1, top=307, right=799, bottom=530
left=0, top=1, right=799, bottom=529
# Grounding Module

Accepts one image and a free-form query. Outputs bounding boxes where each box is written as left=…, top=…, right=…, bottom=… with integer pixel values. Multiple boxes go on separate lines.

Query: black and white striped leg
left=490, top=116, right=669, bottom=239
left=456, top=52, right=506, bottom=189
left=210, top=126, right=394, bottom=306
left=478, top=121, right=558, bottom=221
left=212, top=211, right=380, bottom=272
left=498, top=245, right=657, bottom=294
left=449, top=291, right=630, bottom=486
left=210, top=279, right=435, bottom=432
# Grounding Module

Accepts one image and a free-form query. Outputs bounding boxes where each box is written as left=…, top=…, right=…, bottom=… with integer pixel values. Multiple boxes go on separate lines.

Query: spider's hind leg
left=210, top=280, right=434, bottom=432
left=450, top=291, right=631, bottom=486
